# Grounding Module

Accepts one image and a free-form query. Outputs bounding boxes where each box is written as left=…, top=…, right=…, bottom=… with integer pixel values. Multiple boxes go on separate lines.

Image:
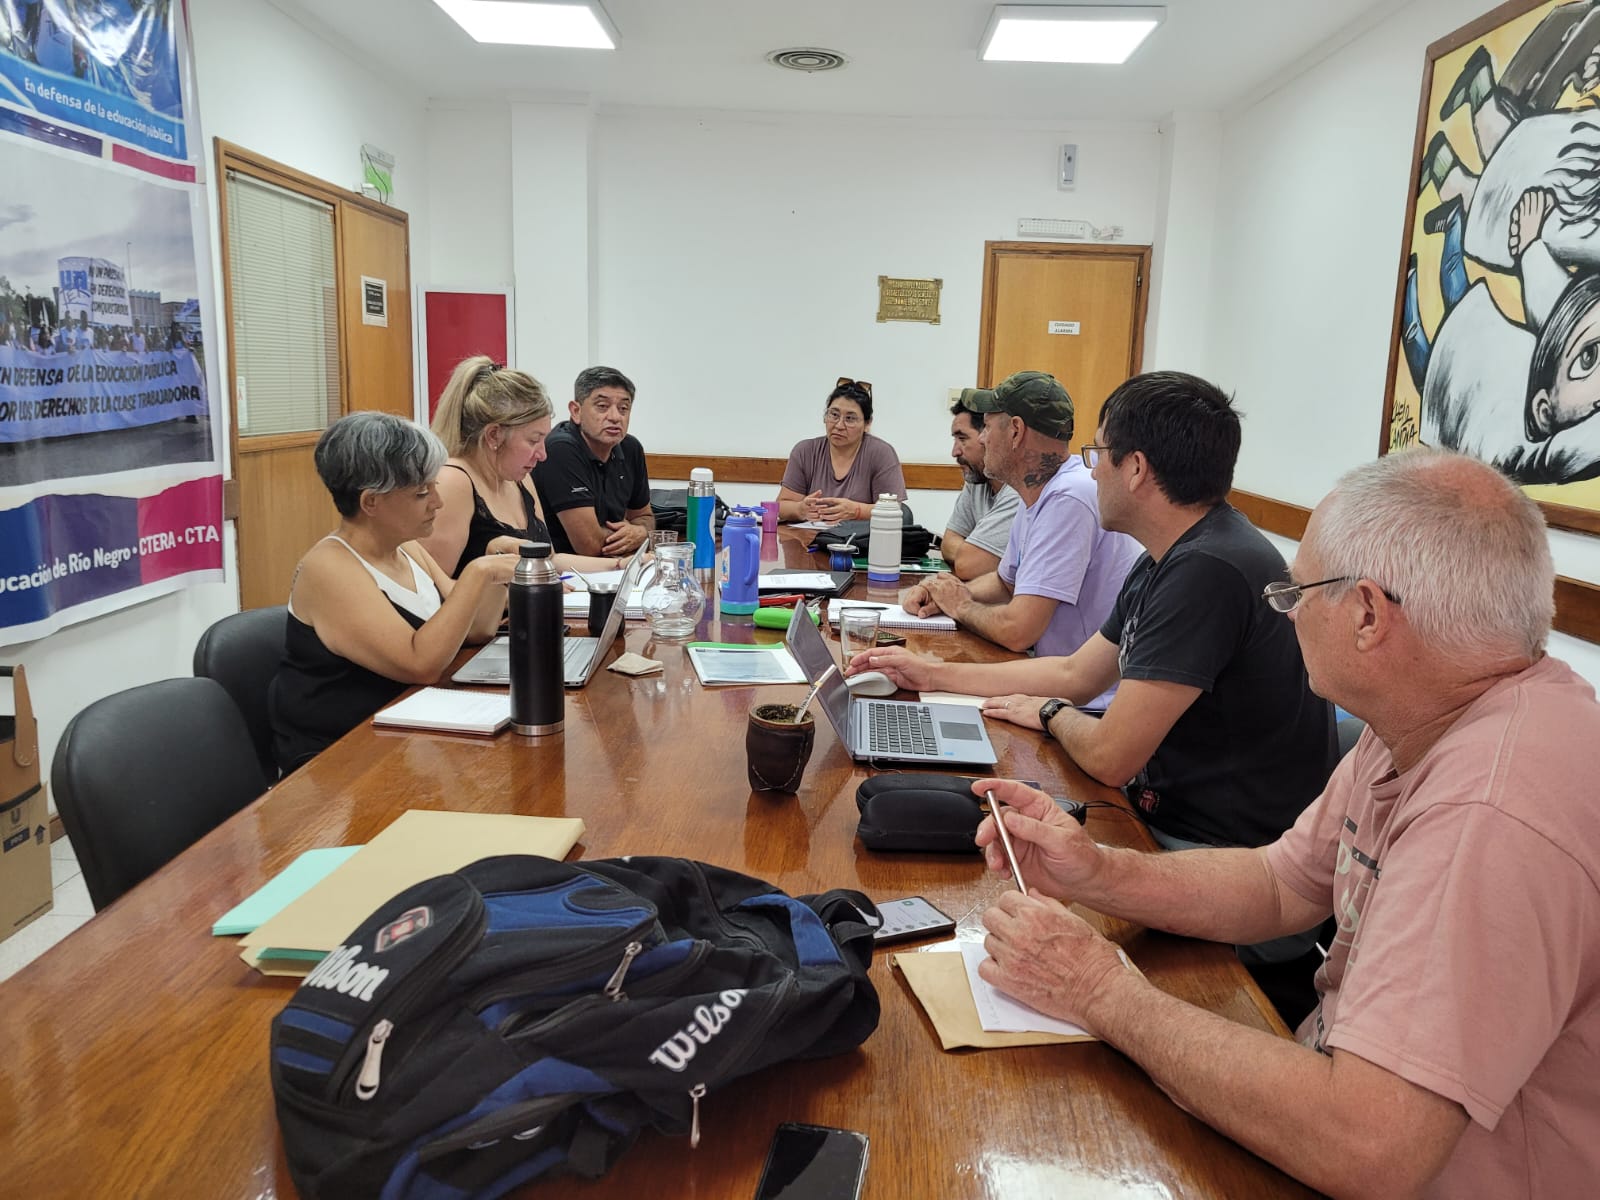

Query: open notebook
left=828, top=597, right=956, bottom=632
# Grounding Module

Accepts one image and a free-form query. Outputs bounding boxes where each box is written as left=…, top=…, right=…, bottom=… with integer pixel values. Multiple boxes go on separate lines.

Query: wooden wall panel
left=1230, top=488, right=1600, bottom=646
left=237, top=437, right=336, bottom=610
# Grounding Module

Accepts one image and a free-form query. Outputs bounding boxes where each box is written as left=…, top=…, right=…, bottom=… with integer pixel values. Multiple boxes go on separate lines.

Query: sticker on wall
left=1047, top=321, right=1081, bottom=335
left=362, top=276, right=388, bottom=327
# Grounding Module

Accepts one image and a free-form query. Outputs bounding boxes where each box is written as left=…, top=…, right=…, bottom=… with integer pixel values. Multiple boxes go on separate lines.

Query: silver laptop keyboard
left=866, top=703, right=937, bottom=756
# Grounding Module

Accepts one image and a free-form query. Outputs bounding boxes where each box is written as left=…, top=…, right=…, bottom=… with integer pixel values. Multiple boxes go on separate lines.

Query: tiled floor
left=0, top=836, right=92, bottom=982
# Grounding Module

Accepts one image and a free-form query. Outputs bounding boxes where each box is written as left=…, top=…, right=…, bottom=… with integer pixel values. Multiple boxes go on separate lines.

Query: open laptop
left=453, top=547, right=646, bottom=689
left=784, top=600, right=998, bottom=766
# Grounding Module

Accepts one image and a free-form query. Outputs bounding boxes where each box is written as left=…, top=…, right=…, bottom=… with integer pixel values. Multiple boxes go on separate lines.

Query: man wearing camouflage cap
left=940, top=388, right=1021, bottom=580
left=904, top=371, right=1140, bottom=704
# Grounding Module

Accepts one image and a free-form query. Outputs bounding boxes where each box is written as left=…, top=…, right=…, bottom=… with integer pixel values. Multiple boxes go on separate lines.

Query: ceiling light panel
left=980, top=5, right=1164, bottom=64
left=431, top=0, right=617, bottom=49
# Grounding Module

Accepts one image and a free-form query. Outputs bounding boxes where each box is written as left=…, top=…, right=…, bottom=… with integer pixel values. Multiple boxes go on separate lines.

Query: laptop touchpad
left=940, top=722, right=982, bottom=741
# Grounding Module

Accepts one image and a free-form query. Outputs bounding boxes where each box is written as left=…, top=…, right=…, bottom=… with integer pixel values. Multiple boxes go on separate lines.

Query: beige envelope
left=240, top=809, right=585, bottom=977
left=893, top=949, right=1096, bottom=1051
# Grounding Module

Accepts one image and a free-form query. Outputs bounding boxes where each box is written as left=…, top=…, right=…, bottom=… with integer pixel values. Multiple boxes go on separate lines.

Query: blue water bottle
left=687, top=467, right=715, bottom=571
left=720, top=506, right=761, bottom=615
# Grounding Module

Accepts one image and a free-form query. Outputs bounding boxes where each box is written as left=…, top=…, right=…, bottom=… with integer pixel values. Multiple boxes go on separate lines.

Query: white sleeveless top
left=291, top=536, right=442, bottom=623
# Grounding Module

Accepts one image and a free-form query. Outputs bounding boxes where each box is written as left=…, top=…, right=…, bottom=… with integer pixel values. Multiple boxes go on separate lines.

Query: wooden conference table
left=0, top=530, right=1313, bottom=1199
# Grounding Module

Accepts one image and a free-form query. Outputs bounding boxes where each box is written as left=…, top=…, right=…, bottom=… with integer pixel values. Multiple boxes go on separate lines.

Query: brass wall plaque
left=876, top=276, right=942, bottom=324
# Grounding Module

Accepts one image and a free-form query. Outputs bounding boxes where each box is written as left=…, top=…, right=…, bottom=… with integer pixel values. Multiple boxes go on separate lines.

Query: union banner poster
left=0, top=0, right=222, bottom=643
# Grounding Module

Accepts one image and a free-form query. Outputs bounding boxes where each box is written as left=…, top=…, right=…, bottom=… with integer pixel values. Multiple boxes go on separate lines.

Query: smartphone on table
left=753, top=1122, right=868, bottom=1200
left=871, top=896, right=956, bottom=945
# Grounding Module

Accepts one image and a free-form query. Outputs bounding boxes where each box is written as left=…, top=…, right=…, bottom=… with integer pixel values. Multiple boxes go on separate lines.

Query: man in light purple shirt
left=903, top=372, right=1139, bottom=699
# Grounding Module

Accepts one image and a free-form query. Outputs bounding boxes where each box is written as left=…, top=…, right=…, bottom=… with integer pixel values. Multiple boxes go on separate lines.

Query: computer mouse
left=845, top=670, right=898, bottom=697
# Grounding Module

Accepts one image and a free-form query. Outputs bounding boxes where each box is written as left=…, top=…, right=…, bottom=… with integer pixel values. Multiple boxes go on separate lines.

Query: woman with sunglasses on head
left=419, top=356, right=628, bottom=577
left=776, top=377, right=907, bottom=523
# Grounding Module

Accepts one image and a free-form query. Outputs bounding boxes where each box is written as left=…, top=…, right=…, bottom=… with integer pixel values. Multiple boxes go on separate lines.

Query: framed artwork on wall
left=1383, top=0, right=1600, bottom=534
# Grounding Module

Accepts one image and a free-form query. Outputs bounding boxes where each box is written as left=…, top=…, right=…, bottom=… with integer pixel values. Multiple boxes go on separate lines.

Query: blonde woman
left=420, top=356, right=625, bottom=576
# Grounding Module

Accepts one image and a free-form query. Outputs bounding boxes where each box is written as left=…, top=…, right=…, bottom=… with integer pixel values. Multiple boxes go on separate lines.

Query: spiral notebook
left=828, top=598, right=956, bottom=632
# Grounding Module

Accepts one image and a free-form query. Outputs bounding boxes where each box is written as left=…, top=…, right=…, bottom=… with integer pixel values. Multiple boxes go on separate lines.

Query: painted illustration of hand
left=1582, top=49, right=1600, bottom=96
left=1509, top=187, right=1554, bottom=262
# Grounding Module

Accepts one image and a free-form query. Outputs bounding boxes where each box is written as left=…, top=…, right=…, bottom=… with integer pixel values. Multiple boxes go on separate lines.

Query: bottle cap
left=690, top=467, right=714, bottom=482
left=518, top=541, right=553, bottom=558
left=878, top=493, right=897, bottom=502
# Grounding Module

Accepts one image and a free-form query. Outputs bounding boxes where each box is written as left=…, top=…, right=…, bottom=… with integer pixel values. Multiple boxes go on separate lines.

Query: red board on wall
left=422, top=291, right=509, bottom=419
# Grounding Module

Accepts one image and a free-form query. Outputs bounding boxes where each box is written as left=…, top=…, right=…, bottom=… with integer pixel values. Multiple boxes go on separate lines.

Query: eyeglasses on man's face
left=1262, top=576, right=1402, bottom=613
left=824, top=408, right=864, bottom=427
left=1081, top=444, right=1109, bottom=469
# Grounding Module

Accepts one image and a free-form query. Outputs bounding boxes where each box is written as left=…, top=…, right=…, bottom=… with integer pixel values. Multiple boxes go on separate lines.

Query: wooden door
left=341, top=204, right=412, bottom=417
left=218, top=141, right=413, bottom=610
left=977, top=242, right=1150, bottom=450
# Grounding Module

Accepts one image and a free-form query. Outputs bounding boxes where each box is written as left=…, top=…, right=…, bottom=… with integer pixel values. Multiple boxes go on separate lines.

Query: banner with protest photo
left=0, top=0, right=221, bottom=645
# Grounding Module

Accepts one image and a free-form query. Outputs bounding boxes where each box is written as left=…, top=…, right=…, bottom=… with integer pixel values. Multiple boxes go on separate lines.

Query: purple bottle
left=719, top=506, right=761, bottom=616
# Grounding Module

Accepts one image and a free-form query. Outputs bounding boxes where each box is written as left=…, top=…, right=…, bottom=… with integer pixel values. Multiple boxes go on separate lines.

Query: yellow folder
left=239, top=809, right=585, bottom=977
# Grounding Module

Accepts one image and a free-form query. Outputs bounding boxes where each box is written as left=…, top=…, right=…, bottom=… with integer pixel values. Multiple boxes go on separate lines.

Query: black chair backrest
left=51, top=677, right=267, bottom=911
left=193, top=606, right=288, bottom=782
left=1336, top=715, right=1366, bottom=760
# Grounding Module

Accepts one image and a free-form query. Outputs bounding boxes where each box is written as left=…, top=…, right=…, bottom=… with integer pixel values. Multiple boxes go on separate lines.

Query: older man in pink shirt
left=973, top=449, right=1600, bottom=1198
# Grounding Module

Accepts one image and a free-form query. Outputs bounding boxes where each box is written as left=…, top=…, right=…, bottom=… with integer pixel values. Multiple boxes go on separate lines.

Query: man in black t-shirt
left=532, top=366, right=655, bottom=557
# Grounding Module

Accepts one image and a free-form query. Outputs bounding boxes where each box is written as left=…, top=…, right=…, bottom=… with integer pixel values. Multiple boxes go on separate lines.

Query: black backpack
left=270, top=855, right=881, bottom=1198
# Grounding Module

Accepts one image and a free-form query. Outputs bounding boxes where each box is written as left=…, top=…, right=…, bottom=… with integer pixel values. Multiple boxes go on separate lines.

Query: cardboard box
left=1, top=665, right=52, bottom=943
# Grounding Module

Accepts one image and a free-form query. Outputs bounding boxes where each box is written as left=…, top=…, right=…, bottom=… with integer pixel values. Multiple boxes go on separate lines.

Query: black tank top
left=269, top=602, right=427, bottom=775
left=446, top=463, right=551, bottom=576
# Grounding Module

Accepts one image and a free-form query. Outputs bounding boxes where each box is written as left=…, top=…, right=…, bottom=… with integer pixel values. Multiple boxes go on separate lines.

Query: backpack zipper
left=603, top=941, right=643, bottom=1001
left=354, top=1019, right=392, bottom=1100
left=688, top=1083, right=707, bottom=1148
left=468, top=920, right=657, bottom=1013
left=498, top=941, right=711, bottom=1037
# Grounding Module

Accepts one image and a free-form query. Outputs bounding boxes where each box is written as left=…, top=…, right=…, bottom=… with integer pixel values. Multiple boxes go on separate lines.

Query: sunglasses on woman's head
left=835, top=376, right=872, bottom=399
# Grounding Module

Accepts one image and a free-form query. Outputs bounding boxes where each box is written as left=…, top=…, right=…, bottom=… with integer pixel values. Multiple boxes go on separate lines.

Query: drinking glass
left=837, top=608, right=882, bottom=664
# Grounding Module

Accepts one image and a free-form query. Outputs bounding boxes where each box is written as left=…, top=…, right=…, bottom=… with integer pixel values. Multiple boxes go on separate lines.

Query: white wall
left=594, top=109, right=1163, bottom=467
left=1207, top=0, right=1600, bottom=686
left=422, top=103, right=1167, bottom=532
left=12, top=0, right=431, bottom=781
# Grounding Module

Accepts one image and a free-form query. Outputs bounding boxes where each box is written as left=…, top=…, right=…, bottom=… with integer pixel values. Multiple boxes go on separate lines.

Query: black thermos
left=508, top=541, right=564, bottom=735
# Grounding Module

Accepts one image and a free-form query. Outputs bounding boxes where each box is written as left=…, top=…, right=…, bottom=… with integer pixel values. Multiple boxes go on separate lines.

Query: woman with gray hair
left=269, top=411, right=518, bottom=773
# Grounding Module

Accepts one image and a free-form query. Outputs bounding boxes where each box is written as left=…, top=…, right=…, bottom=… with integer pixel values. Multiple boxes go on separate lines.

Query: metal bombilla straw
left=794, top=663, right=838, bottom=724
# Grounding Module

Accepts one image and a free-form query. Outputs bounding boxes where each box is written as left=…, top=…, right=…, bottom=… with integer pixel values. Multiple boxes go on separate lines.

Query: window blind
left=226, top=170, right=340, bottom=437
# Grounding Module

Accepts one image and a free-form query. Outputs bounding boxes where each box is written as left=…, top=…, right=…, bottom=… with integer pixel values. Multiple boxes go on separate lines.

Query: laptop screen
left=784, top=602, right=853, bottom=743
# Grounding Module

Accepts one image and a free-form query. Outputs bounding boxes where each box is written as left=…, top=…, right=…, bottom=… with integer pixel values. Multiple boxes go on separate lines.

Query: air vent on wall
left=766, top=47, right=848, bottom=72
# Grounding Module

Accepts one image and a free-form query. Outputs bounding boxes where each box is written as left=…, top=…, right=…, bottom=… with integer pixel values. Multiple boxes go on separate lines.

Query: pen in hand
left=988, top=794, right=1028, bottom=894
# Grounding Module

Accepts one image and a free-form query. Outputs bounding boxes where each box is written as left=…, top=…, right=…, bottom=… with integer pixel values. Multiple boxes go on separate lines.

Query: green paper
left=211, top=845, right=362, bottom=936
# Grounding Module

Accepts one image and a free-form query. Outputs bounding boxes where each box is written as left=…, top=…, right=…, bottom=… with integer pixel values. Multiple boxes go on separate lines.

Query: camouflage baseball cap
left=964, top=371, right=1074, bottom=440
left=956, top=387, right=996, bottom=411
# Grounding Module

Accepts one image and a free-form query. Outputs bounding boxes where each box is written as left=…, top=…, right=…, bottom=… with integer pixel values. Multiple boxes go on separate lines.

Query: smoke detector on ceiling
left=766, top=47, right=848, bottom=73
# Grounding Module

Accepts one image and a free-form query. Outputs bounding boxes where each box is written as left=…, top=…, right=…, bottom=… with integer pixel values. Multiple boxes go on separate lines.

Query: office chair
left=193, top=605, right=288, bottom=782
left=1336, top=715, right=1366, bottom=759
left=51, top=677, right=268, bottom=911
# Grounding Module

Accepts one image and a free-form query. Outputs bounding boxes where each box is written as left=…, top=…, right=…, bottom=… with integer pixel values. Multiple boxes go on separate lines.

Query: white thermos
left=867, top=494, right=902, bottom=586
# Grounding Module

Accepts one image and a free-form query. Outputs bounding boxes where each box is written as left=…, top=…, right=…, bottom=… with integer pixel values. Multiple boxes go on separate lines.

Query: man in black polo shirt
left=533, top=366, right=655, bottom=557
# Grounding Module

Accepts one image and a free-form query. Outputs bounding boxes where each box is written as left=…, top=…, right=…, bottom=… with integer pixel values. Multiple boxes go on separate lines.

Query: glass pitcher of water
left=640, top=542, right=705, bottom=639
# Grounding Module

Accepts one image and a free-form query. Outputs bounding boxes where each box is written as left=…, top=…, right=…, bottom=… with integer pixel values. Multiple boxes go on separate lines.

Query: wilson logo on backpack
left=302, top=943, right=389, bottom=1002
left=647, top=989, right=747, bottom=1071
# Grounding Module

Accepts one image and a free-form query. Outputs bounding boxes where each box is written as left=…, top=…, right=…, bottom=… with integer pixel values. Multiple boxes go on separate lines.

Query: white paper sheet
left=958, top=941, right=1090, bottom=1037
left=758, top=573, right=839, bottom=590
left=919, top=691, right=986, bottom=708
